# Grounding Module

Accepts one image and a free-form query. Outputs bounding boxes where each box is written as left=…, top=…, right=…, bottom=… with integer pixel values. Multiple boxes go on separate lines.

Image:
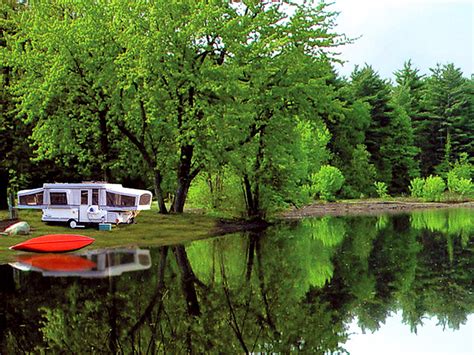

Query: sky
left=329, top=0, right=473, bottom=80
left=345, top=312, right=474, bottom=355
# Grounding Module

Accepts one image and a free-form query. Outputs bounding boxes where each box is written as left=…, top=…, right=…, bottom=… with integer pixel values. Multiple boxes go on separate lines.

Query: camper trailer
left=17, top=183, right=152, bottom=228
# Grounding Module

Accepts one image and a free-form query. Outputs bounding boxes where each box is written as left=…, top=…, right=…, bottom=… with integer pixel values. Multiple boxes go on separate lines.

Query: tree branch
left=116, top=120, right=155, bottom=169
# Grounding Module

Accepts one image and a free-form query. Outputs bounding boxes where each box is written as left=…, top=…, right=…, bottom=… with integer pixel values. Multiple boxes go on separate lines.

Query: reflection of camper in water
left=9, top=248, right=151, bottom=278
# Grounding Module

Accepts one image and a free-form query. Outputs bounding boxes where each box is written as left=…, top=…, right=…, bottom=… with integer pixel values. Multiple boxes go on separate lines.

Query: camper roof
left=40, top=183, right=152, bottom=197
left=43, top=183, right=122, bottom=189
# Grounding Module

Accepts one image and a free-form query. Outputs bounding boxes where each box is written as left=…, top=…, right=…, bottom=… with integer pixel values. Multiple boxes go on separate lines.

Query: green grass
left=0, top=208, right=219, bottom=264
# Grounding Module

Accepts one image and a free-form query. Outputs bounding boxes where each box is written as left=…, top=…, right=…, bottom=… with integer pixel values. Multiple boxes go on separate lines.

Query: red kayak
left=9, top=234, right=95, bottom=253
left=16, top=254, right=97, bottom=272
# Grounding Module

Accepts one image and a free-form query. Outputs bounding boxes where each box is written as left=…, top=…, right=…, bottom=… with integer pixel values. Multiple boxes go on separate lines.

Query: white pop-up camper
left=17, top=183, right=152, bottom=228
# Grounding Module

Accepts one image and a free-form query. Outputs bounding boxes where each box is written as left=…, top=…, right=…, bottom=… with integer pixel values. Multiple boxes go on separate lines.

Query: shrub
left=314, top=165, right=345, bottom=201
left=451, top=152, right=472, bottom=180
left=447, top=171, right=472, bottom=196
left=409, top=177, right=425, bottom=198
left=374, top=181, right=389, bottom=198
left=447, top=170, right=458, bottom=193
left=422, top=175, right=445, bottom=202
left=454, top=178, right=473, bottom=196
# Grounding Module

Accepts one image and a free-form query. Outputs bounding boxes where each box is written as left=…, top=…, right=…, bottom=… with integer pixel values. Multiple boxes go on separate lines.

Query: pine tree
left=420, top=64, right=472, bottom=175
left=349, top=65, right=394, bottom=184
left=381, top=92, right=420, bottom=193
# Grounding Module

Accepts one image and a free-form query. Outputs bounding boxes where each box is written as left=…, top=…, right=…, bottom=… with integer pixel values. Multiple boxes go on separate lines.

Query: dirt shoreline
left=281, top=200, right=474, bottom=219
left=210, top=200, right=474, bottom=235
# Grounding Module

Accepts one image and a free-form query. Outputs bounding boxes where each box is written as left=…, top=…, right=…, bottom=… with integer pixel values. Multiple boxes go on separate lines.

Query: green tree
left=1, top=0, right=81, bottom=207
left=342, top=144, right=377, bottom=198
left=221, top=2, right=347, bottom=218
left=394, top=60, right=425, bottom=126
left=420, top=64, right=472, bottom=175
left=348, top=65, right=394, bottom=184
left=382, top=88, right=420, bottom=193
left=324, top=74, right=374, bottom=197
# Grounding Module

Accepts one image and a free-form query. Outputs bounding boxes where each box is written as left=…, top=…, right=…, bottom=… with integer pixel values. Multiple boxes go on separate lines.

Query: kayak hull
left=10, top=234, right=95, bottom=253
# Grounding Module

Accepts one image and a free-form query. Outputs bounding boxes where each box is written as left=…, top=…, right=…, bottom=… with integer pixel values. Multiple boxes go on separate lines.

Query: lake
left=0, top=208, right=472, bottom=354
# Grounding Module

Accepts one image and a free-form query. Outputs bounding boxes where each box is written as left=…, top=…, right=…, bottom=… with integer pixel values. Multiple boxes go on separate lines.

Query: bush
left=447, top=171, right=472, bottom=196
left=450, top=152, right=472, bottom=180
left=409, top=177, right=425, bottom=198
left=422, top=175, right=445, bottom=202
left=454, top=178, right=473, bottom=196
left=374, top=181, right=389, bottom=198
left=314, top=165, right=345, bottom=201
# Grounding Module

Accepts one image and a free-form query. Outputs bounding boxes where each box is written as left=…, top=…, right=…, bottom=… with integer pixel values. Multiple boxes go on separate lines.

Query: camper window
left=106, top=192, right=135, bottom=207
left=92, top=189, right=99, bottom=205
left=50, top=192, right=68, bottom=205
left=81, top=190, right=88, bottom=204
left=139, top=194, right=151, bottom=205
left=20, top=192, right=43, bottom=206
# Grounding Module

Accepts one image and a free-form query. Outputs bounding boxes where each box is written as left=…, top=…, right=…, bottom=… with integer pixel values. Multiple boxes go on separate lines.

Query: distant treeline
left=1, top=1, right=472, bottom=216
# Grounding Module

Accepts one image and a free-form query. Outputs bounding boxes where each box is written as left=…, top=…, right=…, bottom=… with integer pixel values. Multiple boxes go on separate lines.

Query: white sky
left=345, top=312, right=474, bottom=355
left=329, top=0, right=474, bottom=80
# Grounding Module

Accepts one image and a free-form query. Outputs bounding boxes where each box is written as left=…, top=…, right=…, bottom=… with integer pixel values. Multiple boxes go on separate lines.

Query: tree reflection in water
left=0, top=209, right=472, bottom=353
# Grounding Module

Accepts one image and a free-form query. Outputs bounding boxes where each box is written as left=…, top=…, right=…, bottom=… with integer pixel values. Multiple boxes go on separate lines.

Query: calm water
left=0, top=209, right=472, bottom=354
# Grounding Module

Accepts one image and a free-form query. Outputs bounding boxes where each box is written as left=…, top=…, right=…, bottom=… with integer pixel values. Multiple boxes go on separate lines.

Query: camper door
left=79, top=188, right=105, bottom=222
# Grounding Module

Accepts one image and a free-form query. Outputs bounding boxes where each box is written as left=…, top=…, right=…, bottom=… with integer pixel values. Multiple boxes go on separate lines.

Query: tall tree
left=385, top=85, right=420, bottom=193
left=348, top=65, right=394, bottom=184
left=1, top=0, right=77, bottom=208
left=324, top=74, right=374, bottom=197
left=223, top=2, right=347, bottom=218
left=1, top=0, right=25, bottom=209
left=420, top=64, right=472, bottom=175
left=394, top=60, right=425, bottom=174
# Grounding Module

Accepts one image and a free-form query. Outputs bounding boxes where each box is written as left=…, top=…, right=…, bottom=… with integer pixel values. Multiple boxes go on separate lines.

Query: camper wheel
left=68, top=219, right=78, bottom=229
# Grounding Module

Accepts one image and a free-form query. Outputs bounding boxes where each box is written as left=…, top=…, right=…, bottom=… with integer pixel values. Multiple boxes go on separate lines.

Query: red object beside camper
left=16, top=254, right=97, bottom=272
left=9, top=234, right=95, bottom=253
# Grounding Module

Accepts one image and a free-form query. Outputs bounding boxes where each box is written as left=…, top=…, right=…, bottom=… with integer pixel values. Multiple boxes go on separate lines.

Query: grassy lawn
left=0, top=208, right=219, bottom=264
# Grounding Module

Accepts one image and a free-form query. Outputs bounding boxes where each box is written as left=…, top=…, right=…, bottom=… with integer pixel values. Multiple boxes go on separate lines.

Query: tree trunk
left=0, top=170, right=8, bottom=210
left=243, top=174, right=259, bottom=219
left=173, top=145, right=194, bottom=213
left=243, top=129, right=265, bottom=220
left=173, top=180, right=191, bottom=213
left=153, top=171, right=168, bottom=214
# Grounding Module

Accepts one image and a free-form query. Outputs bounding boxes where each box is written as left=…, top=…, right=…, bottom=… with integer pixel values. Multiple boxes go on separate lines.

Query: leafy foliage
left=445, top=153, right=473, bottom=197
left=374, top=181, right=389, bottom=198
left=409, top=177, right=425, bottom=198
left=314, top=165, right=345, bottom=201
left=342, top=144, right=377, bottom=198
left=419, top=64, right=472, bottom=175
left=447, top=172, right=472, bottom=197
left=422, top=175, right=445, bottom=202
